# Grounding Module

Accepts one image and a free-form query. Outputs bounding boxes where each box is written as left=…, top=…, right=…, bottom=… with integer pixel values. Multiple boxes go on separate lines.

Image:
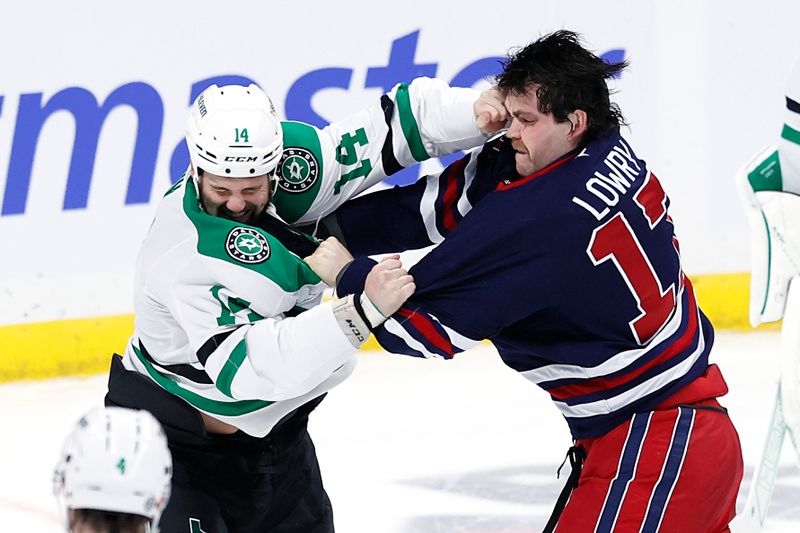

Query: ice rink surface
left=1, top=331, right=799, bottom=532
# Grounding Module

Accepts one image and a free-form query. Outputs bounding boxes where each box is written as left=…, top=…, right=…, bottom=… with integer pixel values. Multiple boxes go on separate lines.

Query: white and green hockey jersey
left=122, top=77, right=487, bottom=437
left=270, top=77, right=486, bottom=225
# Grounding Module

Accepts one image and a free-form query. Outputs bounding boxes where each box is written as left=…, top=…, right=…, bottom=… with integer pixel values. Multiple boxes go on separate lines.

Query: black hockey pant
left=105, top=354, right=334, bottom=533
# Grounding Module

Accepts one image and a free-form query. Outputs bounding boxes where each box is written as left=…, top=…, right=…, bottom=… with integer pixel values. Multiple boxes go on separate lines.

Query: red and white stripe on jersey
left=524, top=280, right=706, bottom=422
left=419, top=148, right=480, bottom=244
left=383, top=306, right=480, bottom=359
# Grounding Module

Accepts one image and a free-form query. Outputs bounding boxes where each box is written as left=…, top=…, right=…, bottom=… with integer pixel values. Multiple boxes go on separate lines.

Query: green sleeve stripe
left=781, top=123, right=800, bottom=145
left=132, top=344, right=273, bottom=415
left=395, top=83, right=430, bottom=162
left=216, top=339, right=248, bottom=398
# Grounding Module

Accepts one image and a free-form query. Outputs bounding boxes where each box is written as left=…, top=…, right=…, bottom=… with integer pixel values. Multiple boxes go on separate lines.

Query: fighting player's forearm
left=403, top=77, right=488, bottom=157
left=199, top=304, right=360, bottom=402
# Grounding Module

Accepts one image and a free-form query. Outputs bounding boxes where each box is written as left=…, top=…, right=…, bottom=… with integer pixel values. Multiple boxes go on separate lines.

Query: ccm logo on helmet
left=224, top=156, right=258, bottom=163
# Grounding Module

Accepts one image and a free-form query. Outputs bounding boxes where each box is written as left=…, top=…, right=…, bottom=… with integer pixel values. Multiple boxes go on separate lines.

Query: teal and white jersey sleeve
left=123, top=177, right=358, bottom=437
left=271, top=77, right=486, bottom=225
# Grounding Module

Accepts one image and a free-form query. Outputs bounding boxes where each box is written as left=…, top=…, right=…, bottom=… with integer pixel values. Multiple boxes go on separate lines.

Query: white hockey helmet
left=53, top=407, right=172, bottom=529
left=186, top=83, right=283, bottom=179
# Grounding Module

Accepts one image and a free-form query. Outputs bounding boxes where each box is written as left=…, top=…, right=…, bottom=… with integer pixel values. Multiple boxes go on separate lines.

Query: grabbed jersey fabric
left=336, top=129, right=717, bottom=439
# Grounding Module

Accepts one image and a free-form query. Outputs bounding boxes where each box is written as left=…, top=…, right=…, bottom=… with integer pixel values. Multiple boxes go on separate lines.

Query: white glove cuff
left=331, top=294, right=370, bottom=349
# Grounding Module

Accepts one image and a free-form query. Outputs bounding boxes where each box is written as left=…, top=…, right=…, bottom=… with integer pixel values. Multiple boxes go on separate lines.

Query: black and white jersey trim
left=138, top=341, right=213, bottom=384
left=379, top=94, right=404, bottom=176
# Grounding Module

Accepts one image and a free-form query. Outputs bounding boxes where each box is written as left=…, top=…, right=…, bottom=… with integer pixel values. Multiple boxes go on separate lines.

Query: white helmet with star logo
left=186, top=84, right=283, bottom=179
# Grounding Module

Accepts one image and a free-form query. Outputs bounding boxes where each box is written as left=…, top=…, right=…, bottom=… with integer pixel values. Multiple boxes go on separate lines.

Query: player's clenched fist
left=304, top=237, right=354, bottom=286
left=364, top=255, right=416, bottom=317
left=474, top=86, right=508, bottom=134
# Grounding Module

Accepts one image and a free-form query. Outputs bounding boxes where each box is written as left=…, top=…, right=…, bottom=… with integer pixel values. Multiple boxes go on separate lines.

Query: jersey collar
left=496, top=148, right=579, bottom=191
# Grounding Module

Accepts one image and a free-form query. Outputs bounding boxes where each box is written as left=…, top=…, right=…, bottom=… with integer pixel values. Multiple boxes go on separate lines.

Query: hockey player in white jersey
left=54, top=407, right=172, bottom=533
left=104, top=81, right=503, bottom=532
left=736, top=56, right=800, bottom=531
left=739, top=56, right=800, bottom=329
left=779, top=56, right=800, bottom=196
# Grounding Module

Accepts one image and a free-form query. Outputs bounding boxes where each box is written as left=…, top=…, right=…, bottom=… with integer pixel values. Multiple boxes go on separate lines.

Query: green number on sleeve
left=335, top=160, right=373, bottom=194
left=334, top=128, right=371, bottom=194
left=335, top=128, right=368, bottom=165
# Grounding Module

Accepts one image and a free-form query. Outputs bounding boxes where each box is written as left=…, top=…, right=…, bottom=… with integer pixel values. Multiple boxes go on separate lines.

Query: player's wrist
left=331, top=294, right=371, bottom=348
left=335, top=256, right=377, bottom=297
left=356, top=292, right=387, bottom=330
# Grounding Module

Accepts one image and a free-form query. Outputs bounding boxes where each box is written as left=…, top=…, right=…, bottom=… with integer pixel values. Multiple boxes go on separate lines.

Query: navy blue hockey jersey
left=335, top=129, right=717, bottom=439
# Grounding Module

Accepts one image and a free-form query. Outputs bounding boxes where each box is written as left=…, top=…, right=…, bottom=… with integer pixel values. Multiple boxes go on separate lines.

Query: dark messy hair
left=69, top=508, right=151, bottom=533
left=496, top=30, right=628, bottom=145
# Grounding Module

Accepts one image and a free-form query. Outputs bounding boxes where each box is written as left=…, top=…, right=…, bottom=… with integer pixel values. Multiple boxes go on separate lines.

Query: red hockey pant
left=555, top=401, right=743, bottom=533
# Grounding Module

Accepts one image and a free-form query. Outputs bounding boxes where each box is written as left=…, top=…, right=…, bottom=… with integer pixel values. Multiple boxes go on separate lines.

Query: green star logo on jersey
left=225, top=227, right=270, bottom=264
left=236, top=235, right=260, bottom=252
left=277, top=147, right=319, bottom=193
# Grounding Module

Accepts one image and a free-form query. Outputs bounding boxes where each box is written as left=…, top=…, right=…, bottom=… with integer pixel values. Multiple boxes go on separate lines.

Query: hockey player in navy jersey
left=306, top=31, right=744, bottom=532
